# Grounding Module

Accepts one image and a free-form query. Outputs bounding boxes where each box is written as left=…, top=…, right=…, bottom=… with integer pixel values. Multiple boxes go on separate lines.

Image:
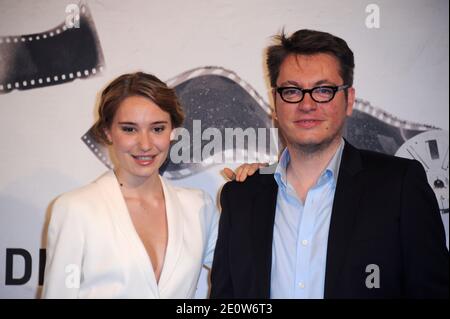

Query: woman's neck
left=114, top=169, right=164, bottom=200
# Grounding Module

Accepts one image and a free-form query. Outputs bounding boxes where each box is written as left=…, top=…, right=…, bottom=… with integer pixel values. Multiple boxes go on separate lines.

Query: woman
left=42, top=72, right=218, bottom=298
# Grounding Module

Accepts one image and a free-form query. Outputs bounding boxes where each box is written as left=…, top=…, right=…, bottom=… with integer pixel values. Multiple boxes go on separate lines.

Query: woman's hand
left=223, top=163, right=269, bottom=182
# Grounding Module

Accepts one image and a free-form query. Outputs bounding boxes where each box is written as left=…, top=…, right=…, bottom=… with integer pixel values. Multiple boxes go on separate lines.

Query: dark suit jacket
left=210, top=142, right=449, bottom=298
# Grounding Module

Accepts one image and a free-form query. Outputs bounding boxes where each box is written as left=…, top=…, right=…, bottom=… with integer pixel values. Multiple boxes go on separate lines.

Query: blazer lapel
left=157, top=177, right=184, bottom=295
left=250, top=173, right=278, bottom=298
left=96, top=171, right=160, bottom=297
left=324, top=142, right=365, bottom=298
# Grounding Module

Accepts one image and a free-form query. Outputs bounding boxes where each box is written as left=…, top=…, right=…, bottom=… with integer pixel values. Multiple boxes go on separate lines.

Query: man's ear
left=346, top=87, right=355, bottom=116
left=272, top=88, right=278, bottom=120
left=272, top=109, right=278, bottom=121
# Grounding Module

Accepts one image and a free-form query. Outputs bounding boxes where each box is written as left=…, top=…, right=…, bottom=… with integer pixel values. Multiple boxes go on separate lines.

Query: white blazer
left=42, top=171, right=218, bottom=298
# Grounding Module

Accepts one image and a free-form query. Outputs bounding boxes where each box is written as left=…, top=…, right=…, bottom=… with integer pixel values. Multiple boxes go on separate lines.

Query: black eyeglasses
left=275, top=85, right=349, bottom=103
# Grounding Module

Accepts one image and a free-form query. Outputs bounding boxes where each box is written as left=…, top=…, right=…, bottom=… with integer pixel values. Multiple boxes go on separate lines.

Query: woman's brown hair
left=92, top=72, right=184, bottom=144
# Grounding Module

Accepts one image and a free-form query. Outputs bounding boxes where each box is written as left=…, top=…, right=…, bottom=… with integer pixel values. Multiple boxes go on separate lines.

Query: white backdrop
left=0, top=0, right=448, bottom=298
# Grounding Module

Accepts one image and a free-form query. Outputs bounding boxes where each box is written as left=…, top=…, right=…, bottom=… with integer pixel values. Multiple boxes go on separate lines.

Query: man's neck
left=286, top=138, right=342, bottom=201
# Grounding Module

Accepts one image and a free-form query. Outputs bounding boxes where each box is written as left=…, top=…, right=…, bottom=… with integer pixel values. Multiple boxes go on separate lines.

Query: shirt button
left=301, top=239, right=308, bottom=246
left=299, top=282, right=305, bottom=289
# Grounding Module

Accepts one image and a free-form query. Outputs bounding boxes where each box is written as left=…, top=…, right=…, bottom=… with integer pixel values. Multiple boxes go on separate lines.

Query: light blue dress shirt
left=270, top=139, right=345, bottom=299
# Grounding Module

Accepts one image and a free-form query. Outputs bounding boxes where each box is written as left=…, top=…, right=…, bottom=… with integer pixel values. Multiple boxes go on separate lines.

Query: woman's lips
left=131, top=155, right=155, bottom=166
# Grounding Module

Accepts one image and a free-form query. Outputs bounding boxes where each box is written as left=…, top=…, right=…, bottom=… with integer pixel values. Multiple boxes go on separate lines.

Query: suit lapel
left=250, top=173, right=278, bottom=298
left=324, top=143, right=365, bottom=298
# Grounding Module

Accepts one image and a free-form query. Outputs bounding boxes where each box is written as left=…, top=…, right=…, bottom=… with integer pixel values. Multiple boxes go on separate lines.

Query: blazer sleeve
left=210, top=182, right=234, bottom=298
left=401, top=160, right=449, bottom=298
left=42, top=195, right=85, bottom=298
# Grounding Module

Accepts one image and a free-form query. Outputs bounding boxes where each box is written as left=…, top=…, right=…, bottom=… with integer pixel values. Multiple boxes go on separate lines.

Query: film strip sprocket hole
left=0, top=3, right=105, bottom=94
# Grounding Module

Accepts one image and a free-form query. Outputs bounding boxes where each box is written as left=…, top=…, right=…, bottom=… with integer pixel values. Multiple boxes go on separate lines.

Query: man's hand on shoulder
left=222, top=163, right=269, bottom=182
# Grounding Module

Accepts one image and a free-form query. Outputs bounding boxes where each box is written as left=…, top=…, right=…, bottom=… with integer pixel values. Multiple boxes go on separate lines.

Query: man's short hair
left=266, top=29, right=355, bottom=88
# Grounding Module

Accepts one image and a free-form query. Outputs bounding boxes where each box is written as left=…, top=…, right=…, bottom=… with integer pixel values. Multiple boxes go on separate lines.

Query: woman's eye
left=153, top=126, right=165, bottom=133
left=121, top=126, right=135, bottom=133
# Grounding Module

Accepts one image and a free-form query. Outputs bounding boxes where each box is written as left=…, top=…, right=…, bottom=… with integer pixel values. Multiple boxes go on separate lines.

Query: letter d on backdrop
left=5, top=249, right=32, bottom=285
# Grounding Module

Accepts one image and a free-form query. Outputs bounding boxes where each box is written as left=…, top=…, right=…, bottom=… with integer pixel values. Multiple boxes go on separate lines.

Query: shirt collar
left=274, top=138, right=345, bottom=189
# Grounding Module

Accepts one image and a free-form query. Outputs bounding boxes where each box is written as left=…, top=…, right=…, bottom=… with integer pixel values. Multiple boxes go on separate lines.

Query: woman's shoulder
left=50, top=172, right=115, bottom=226
left=54, top=171, right=112, bottom=209
left=160, top=176, right=214, bottom=207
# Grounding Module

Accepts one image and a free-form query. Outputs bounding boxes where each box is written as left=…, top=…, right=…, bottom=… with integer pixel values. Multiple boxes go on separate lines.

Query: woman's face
left=105, top=95, right=172, bottom=183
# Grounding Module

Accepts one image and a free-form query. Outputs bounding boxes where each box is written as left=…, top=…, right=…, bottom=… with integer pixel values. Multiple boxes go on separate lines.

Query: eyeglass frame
left=275, top=84, right=350, bottom=104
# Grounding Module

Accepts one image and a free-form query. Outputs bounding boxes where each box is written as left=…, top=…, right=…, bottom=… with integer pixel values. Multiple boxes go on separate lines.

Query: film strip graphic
left=163, top=66, right=279, bottom=179
left=166, top=66, right=273, bottom=115
left=346, top=98, right=441, bottom=156
left=0, top=3, right=105, bottom=94
left=82, top=133, right=114, bottom=170
left=354, top=98, right=438, bottom=133
left=82, top=67, right=444, bottom=181
left=82, top=66, right=279, bottom=179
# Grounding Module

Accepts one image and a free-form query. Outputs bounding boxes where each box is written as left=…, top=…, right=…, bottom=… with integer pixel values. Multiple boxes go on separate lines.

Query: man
left=210, top=29, right=449, bottom=298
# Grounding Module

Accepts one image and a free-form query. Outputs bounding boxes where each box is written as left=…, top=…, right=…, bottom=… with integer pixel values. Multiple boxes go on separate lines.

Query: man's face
left=274, top=53, right=355, bottom=152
